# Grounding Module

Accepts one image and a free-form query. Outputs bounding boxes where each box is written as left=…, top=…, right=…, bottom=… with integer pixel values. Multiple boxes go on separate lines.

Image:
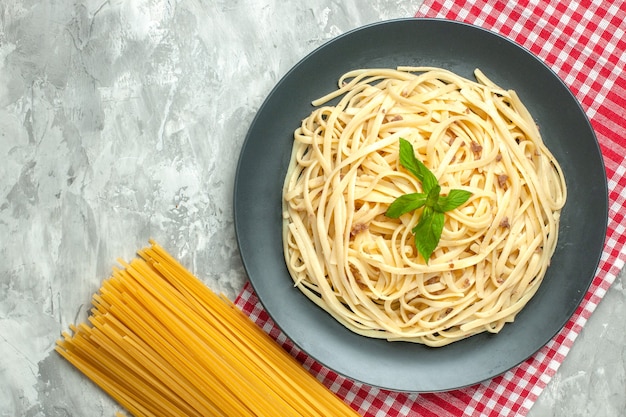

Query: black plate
left=233, top=18, right=608, bottom=392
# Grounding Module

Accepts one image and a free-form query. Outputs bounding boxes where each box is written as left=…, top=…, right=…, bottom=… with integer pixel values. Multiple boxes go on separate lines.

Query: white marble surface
left=0, top=1, right=623, bottom=416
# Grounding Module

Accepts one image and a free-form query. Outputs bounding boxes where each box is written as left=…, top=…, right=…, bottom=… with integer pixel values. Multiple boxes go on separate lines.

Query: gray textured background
left=1, top=1, right=623, bottom=416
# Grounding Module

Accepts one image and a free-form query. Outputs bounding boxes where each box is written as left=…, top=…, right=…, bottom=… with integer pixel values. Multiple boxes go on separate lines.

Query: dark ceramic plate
left=233, top=18, right=607, bottom=392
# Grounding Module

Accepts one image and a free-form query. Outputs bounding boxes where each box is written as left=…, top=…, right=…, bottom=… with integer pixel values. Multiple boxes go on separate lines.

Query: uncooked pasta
left=56, top=241, right=360, bottom=416
left=282, top=67, right=566, bottom=347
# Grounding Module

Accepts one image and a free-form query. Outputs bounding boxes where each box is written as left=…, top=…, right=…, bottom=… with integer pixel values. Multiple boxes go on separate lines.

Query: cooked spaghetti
left=56, top=241, right=360, bottom=417
left=282, top=67, right=566, bottom=347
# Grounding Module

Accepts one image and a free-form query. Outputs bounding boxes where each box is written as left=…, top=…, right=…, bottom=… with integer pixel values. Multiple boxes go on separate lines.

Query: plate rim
left=233, top=17, right=608, bottom=392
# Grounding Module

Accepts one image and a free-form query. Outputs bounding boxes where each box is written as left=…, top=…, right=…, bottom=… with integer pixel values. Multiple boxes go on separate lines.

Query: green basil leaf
left=398, top=138, right=439, bottom=193
left=425, top=184, right=441, bottom=208
left=398, top=138, right=424, bottom=181
left=435, top=189, right=472, bottom=212
left=420, top=166, right=439, bottom=195
left=412, top=207, right=445, bottom=263
left=385, top=193, right=427, bottom=218
left=387, top=139, right=472, bottom=264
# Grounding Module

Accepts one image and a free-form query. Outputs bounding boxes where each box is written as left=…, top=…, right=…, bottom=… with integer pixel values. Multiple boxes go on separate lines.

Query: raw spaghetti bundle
left=282, top=67, right=566, bottom=347
left=56, top=241, right=359, bottom=417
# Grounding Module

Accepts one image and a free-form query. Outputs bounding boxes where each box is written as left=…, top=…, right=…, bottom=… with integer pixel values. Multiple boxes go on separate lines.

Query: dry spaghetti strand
left=56, top=241, right=360, bottom=417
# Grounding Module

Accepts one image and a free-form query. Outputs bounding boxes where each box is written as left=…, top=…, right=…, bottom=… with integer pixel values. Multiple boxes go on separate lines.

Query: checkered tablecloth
left=235, top=1, right=626, bottom=415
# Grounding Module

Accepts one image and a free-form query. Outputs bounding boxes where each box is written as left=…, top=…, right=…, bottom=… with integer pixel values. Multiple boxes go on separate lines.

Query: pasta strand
left=282, top=67, right=566, bottom=347
left=56, top=241, right=360, bottom=417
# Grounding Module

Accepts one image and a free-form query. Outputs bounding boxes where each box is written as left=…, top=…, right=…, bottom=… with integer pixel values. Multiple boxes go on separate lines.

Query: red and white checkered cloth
left=235, top=1, right=626, bottom=415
